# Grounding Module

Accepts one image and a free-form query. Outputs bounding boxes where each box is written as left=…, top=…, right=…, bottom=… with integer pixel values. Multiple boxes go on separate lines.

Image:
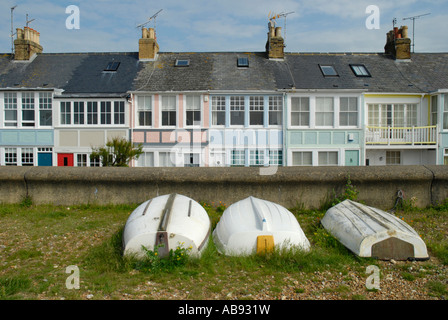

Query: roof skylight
left=175, top=59, right=190, bottom=67
left=237, top=57, right=249, bottom=68
left=104, top=61, right=120, bottom=72
left=319, top=65, right=338, bottom=77
left=350, top=64, right=371, bottom=77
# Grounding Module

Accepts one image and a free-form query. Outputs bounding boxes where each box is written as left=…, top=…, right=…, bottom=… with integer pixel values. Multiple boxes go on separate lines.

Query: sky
left=0, top=0, right=447, bottom=54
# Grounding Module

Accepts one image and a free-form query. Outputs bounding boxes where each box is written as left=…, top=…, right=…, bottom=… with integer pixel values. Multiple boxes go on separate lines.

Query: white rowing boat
left=213, top=196, right=311, bottom=256
left=122, top=193, right=211, bottom=258
left=321, top=199, right=429, bottom=260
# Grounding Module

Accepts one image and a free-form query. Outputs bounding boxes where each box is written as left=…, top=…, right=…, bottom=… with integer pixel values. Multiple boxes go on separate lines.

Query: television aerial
left=403, top=13, right=430, bottom=53
left=268, top=11, right=294, bottom=44
left=26, top=13, right=35, bottom=27
left=10, top=5, right=17, bottom=54
left=137, top=9, right=163, bottom=30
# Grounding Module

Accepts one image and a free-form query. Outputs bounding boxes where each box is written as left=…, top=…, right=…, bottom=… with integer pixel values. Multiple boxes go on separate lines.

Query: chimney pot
left=401, top=26, right=409, bottom=39
left=266, top=23, right=284, bottom=60
left=384, top=26, right=411, bottom=59
left=148, top=28, right=155, bottom=39
left=14, top=26, right=43, bottom=60
left=142, top=27, right=148, bottom=39
left=139, top=27, right=159, bottom=60
left=275, top=27, right=282, bottom=38
left=269, top=23, right=275, bottom=38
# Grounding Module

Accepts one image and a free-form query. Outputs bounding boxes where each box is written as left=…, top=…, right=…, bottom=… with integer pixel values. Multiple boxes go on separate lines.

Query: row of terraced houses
left=1, top=22, right=448, bottom=168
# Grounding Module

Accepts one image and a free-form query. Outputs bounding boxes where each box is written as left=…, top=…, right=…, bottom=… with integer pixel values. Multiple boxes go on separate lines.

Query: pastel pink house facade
left=129, top=92, right=210, bottom=167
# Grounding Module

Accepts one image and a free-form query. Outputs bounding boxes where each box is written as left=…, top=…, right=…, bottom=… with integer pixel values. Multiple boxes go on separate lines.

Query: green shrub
left=135, top=243, right=193, bottom=273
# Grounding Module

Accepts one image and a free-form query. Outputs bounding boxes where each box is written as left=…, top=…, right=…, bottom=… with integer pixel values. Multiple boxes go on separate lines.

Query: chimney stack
left=14, top=26, right=43, bottom=61
left=385, top=25, right=411, bottom=60
left=266, top=22, right=285, bottom=60
left=139, top=27, right=159, bottom=60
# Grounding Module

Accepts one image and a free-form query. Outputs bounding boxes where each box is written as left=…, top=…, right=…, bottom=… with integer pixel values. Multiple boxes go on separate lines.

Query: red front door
left=58, top=153, right=74, bottom=167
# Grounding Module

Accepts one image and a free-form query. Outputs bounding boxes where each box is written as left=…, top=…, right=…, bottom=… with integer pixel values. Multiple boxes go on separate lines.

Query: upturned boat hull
left=213, top=196, right=310, bottom=256
left=123, top=193, right=211, bottom=258
left=321, top=200, right=429, bottom=260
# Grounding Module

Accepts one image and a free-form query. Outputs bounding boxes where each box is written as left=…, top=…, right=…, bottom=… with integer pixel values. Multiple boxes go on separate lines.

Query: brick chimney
left=266, top=22, right=284, bottom=60
left=139, top=27, right=159, bottom=60
left=384, top=25, right=411, bottom=60
left=14, top=26, right=43, bottom=61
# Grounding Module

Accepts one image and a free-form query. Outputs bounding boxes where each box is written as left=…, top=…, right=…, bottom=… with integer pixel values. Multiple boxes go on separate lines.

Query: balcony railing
left=366, top=125, right=437, bottom=146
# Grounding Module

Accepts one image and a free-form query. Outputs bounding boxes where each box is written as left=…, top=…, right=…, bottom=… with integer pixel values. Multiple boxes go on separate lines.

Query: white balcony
left=366, top=126, right=437, bottom=146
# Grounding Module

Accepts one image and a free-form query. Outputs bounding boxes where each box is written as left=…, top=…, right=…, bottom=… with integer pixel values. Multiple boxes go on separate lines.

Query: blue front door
left=38, top=153, right=53, bottom=166
left=345, top=150, right=359, bottom=166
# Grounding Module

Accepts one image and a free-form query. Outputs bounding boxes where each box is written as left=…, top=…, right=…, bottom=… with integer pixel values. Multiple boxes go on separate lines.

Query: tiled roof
left=62, top=52, right=140, bottom=97
left=274, top=52, right=448, bottom=93
left=132, top=52, right=214, bottom=92
left=0, top=52, right=141, bottom=97
left=1, top=50, right=447, bottom=95
left=131, top=52, right=278, bottom=92
left=0, top=53, right=83, bottom=89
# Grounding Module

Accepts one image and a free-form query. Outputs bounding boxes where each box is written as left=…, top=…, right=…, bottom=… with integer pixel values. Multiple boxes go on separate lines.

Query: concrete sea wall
left=0, top=166, right=447, bottom=210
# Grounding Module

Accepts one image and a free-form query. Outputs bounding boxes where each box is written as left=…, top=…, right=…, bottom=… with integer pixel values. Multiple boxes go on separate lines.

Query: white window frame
left=184, top=153, right=200, bottom=167
left=386, top=150, right=401, bottom=165
left=290, top=97, right=310, bottom=127
left=249, top=149, right=265, bottom=166
left=137, top=96, right=153, bottom=127
left=137, top=151, right=155, bottom=167
left=268, top=149, right=283, bottom=166
left=76, top=153, right=88, bottom=167
left=367, top=103, right=418, bottom=128
left=230, top=149, right=245, bottom=166
left=60, top=101, right=72, bottom=125
left=161, top=96, right=177, bottom=127
left=87, top=101, right=98, bottom=125
left=315, top=97, right=334, bottom=127
left=90, top=154, right=101, bottom=167
left=444, top=94, right=448, bottom=130
left=59, top=100, right=126, bottom=127
left=249, top=96, right=264, bottom=127
left=289, top=149, right=340, bottom=167
left=100, top=101, right=112, bottom=125
left=318, top=150, right=339, bottom=166
left=185, top=95, right=202, bottom=127
left=431, top=95, right=438, bottom=126
left=230, top=96, right=245, bottom=127
left=114, top=101, right=125, bottom=125
left=2, top=147, right=38, bottom=166
left=4, top=92, right=18, bottom=127
left=39, top=92, right=52, bottom=127
left=268, top=96, right=282, bottom=126
left=339, top=97, right=359, bottom=127
left=21, top=92, right=36, bottom=127
left=211, top=96, right=226, bottom=127
left=4, top=147, right=18, bottom=166
left=291, top=151, right=313, bottom=166
left=74, top=101, right=85, bottom=125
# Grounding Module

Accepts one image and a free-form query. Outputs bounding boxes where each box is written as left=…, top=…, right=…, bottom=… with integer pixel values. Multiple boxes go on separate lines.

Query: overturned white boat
left=321, top=200, right=429, bottom=260
left=122, top=194, right=211, bottom=258
left=213, top=196, right=311, bottom=256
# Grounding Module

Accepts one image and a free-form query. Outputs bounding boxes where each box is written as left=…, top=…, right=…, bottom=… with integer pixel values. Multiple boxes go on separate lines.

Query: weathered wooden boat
left=321, top=199, right=429, bottom=260
left=122, top=193, right=211, bottom=258
left=213, top=196, right=311, bottom=256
